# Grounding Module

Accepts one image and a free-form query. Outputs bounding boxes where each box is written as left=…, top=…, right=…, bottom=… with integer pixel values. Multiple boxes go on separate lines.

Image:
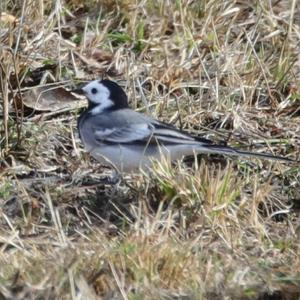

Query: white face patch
left=82, top=80, right=114, bottom=114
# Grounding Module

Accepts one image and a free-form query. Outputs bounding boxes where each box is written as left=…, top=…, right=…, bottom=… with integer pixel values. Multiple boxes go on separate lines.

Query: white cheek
left=91, top=98, right=114, bottom=114
left=88, top=91, right=108, bottom=104
left=98, top=91, right=110, bottom=104
left=83, top=82, right=113, bottom=113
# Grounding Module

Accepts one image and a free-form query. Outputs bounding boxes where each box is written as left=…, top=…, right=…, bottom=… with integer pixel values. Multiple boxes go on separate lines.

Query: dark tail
left=198, top=144, right=297, bottom=163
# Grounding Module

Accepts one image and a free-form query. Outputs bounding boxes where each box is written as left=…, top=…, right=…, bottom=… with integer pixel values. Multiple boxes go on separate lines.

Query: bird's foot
left=98, top=173, right=122, bottom=185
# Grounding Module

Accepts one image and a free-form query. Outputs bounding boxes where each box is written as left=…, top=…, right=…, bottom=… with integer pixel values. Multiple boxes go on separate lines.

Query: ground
left=0, top=1, right=300, bottom=299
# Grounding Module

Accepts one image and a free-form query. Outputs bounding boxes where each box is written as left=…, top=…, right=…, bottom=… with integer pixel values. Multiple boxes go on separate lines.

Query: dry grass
left=0, top=0, right=300, bottom=299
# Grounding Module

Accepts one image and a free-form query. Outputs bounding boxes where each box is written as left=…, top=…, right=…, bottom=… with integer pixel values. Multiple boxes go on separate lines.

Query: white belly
left=85, top=143, right=200, bottom=173
left=89, top=145, right=151, bottom=172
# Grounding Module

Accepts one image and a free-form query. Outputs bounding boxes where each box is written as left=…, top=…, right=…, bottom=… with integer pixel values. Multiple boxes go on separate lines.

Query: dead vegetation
left=0, top=0, right=300, bottom=299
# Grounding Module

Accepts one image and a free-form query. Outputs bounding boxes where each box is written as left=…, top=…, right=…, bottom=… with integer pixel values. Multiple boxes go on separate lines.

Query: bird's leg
left=97, top=168, right=122, bottom=185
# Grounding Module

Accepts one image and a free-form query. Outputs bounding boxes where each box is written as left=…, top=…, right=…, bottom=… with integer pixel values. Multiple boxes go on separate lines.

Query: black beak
left=71, top=88, right=85, bottom=95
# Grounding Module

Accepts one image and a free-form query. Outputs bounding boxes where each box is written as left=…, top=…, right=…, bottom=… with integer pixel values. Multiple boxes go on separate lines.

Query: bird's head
left=73, top=79, right=129, bottom=113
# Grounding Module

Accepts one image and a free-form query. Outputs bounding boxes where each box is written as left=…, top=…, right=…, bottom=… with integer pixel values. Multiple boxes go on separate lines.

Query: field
left=0, top=0, right=300, bottom=299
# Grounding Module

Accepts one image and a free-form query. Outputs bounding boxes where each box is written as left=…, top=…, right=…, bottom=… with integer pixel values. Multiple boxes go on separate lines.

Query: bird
left=73, top=79, right=296, bottom=173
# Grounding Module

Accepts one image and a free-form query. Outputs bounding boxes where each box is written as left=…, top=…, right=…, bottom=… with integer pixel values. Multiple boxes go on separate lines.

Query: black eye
left=91, top=88, right=98, bottom=94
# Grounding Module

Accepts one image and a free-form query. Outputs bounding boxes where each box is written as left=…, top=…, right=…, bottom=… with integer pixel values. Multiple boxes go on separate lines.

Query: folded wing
left=94, top=121, right=210, bottom=145
left=95, top=123, right=152, bottom=143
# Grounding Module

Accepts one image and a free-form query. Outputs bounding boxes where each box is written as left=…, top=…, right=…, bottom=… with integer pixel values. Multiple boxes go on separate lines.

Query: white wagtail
left=73, top=79, right=295, bottom=173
